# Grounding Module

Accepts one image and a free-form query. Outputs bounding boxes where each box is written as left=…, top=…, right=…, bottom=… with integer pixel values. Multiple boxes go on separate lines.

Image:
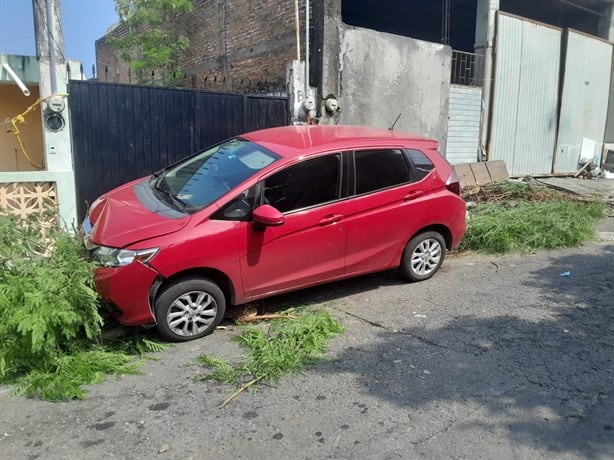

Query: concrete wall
left=0, top=54, right=40, bottom=84
left=1, top=55, right=45, bottom=172
left=0, top=53, right=79, bottom=228
left=0, top=83, right=45, bottom=171
left=325, top=24, right=451, bottom=154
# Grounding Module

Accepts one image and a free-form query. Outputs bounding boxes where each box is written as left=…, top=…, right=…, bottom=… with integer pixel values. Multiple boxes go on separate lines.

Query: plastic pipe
left=2, top=63, right=31, bottom=96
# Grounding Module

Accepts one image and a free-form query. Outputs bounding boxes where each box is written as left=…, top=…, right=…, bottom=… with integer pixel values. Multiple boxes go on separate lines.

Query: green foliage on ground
left=12, top=348, right=140, bottom=400
left=197, top=310, right=344, bottom=406
left=460, top=198, right=604, bottom=254
left=111, top=0, right=193, bottom=84
left=0, top=215, right=167, bottom=401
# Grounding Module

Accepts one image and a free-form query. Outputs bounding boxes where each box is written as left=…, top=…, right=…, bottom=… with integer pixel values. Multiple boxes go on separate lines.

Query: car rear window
left=354, top=149, right=411, bottom=194
left=406, top=149, right=434, bottom=180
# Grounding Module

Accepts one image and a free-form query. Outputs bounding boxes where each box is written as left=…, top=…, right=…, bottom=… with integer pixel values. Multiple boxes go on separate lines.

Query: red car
left=82, top=125, right=466, bottom=341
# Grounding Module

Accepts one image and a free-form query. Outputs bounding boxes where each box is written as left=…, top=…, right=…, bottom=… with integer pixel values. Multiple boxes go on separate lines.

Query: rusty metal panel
left=446, top=85, right=482, bottom=164
left=489, top=13, right=562, bottom=176
left=554, top=31, right=613, bottom=173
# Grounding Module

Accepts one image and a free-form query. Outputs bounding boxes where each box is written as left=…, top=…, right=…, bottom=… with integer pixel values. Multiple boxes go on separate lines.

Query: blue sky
left=0, top=0, right=118, bottom=78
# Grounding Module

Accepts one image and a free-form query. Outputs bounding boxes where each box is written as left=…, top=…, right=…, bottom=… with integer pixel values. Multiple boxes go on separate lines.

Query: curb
left=597, top=231, right=614, bottom=242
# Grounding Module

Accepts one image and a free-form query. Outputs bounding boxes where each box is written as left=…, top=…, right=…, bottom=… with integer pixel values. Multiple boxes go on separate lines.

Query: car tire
left=154, top=277, right=226, bottom=342
left=399, top=231, right=446, bottom=282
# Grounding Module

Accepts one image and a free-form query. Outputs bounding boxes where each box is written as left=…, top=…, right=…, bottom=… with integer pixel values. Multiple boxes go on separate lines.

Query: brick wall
left=95, top=24, right=132, bottom=84
left=95, top=0, right=314, bottom=92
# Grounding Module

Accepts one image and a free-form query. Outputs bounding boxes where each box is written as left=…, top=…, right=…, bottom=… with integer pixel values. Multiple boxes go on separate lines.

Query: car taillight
left=445, top=171, right=461, bottom=195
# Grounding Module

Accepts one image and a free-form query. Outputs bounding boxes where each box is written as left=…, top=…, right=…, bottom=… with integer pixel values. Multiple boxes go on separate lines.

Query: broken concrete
left=454, top=160, right=509, bottom=188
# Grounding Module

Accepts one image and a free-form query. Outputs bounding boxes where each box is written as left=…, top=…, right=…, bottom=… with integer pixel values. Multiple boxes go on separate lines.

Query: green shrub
left=12, top=348, right=140, bottom=400
left=0, top=216, right=100, bottom=376
left=0, top=215, right=157, bottom=400
left=460, top=200, right=604, bottom=254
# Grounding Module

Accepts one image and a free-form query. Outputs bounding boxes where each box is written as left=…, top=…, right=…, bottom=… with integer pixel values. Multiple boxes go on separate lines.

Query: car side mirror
left=252, top=204, right=284, bottom=228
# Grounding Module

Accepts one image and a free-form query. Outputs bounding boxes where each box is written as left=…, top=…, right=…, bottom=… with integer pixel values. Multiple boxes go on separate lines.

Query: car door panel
left=240, top=202, right=347, bottom=297
left=343, top=148, right=439, bottom=275
left=343, top=183, right=436, bottom=274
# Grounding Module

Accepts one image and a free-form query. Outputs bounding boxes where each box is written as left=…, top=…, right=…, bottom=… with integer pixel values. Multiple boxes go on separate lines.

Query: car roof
left=241, top=125, right=439, bottom=159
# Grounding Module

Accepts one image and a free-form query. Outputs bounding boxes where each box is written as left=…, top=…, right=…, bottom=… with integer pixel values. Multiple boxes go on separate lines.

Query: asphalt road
left=1, top=241, right=613, bottom=459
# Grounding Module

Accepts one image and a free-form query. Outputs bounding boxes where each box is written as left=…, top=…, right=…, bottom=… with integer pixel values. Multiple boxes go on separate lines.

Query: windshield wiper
left=152, top=175, right=188, bottom=211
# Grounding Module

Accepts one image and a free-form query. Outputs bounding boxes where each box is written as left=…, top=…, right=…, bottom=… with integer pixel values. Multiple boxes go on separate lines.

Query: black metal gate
left=69, top=80, right=289, bottom=220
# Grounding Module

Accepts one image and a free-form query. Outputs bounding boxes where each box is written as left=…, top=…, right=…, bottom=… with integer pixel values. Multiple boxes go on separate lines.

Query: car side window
left=211, top=184, right=260, bottom=221
left=406, top=149, right=434, bottom=181
left=354, top=149, right=411, bottom=195
left=264, top=154, right=341, bottom=213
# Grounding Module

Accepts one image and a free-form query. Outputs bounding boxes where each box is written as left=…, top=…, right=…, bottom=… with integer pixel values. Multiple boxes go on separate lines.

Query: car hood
left=87, top=179, right=191, bottom=248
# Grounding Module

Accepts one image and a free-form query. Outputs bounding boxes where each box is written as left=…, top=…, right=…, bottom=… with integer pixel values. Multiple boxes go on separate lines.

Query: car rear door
left=343, top=148, right=438, bottom=275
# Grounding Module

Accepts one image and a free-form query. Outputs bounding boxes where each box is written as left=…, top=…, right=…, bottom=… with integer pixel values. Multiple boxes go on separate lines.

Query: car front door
left=240, top=153, right=348, bottom=298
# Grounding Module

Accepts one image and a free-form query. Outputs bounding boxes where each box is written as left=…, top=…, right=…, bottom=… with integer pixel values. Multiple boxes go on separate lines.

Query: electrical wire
left=8, top=93, right=69, bottom=170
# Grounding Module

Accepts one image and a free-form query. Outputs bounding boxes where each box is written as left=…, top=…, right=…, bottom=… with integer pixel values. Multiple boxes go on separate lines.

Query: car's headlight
left=93, top=246, right=159, bottom=267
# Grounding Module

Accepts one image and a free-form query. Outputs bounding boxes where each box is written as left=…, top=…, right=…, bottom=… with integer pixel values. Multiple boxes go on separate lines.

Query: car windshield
left=153, top=138, right=278, bottom=213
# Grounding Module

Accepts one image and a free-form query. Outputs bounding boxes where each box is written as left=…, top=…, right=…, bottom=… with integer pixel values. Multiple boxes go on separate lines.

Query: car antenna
left=389, top=113, right=402, bottom=131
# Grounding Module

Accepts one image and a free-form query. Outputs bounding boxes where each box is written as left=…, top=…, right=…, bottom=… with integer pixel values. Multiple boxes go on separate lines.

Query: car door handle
left=318, top=213, right=344, bottom=226
left=404, top=190, right=425, bottom=201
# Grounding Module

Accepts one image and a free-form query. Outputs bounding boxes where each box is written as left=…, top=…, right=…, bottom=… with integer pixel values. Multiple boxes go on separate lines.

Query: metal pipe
left=2, top=63, right=31, bottom=96
left=305, top=0, right=310, bottom=94
left=476, top=0, right=499, bottom=161
left=294, top=0, right=301, bottom=62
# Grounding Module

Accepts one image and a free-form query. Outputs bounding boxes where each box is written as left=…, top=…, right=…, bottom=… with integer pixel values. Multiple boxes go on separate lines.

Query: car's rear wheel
left=154, top=277, right=226, bottom=342
left=399, top=231, right=446, bottom=282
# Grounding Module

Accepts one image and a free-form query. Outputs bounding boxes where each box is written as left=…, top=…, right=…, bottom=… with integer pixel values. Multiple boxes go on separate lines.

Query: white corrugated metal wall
left=489, top=13, right=562, bottom=176
left=554, top=31, right=613, bottom=173
left=446, top=85, right=482, bottom=164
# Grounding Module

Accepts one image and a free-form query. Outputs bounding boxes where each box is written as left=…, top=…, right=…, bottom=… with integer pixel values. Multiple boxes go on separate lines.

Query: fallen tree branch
left=235, top=314, right=299, bottom=324
left=220, top=376, right=263, bottom=408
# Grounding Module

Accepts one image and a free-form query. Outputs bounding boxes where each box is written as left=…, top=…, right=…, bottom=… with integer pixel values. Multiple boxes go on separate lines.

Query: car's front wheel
left=399, top=231, right=446, bottom=282
left=154, top=277, right=226, bottom=342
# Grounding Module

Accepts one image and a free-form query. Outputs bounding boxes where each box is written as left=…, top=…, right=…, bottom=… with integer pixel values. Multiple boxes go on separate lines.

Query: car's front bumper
left=93, top=262, right=160, bottom=326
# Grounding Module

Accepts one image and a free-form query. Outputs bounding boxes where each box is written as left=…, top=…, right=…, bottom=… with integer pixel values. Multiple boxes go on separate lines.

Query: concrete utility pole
left=32, top=0, right=78, bottom=228
left=33, top=0, right=65, bottom=96
left=32, top=0, right=71, bottom=171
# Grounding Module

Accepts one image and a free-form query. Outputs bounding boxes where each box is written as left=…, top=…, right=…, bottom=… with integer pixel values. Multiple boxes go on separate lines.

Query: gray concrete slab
left=537, top=178, right=614, bottom=204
